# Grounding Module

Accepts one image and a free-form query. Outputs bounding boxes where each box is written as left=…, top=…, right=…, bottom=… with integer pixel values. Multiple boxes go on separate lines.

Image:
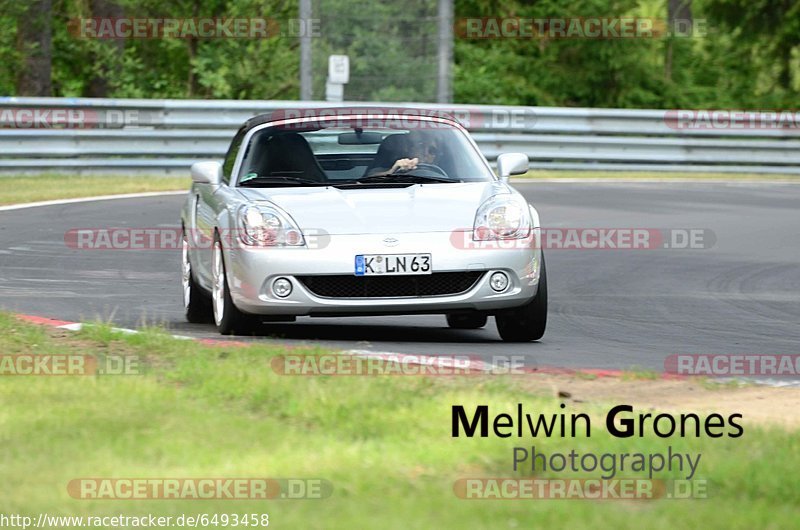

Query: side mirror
left=190, top=161, right=223, bottom=185
left=496, top=153, right=529, bottom=181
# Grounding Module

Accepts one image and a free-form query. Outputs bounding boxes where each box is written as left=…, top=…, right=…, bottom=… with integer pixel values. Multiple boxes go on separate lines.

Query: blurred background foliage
left=0, top=0, right=797, bottom=108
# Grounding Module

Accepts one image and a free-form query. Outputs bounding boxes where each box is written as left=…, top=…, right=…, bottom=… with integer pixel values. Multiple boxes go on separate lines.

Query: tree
left=17, top=0, right=53, bottom=96
left=87, top=0, right=126, bottom=97
left=705, top=0, right=800, bottom=95
left=665, top=0, right=692, bottom=80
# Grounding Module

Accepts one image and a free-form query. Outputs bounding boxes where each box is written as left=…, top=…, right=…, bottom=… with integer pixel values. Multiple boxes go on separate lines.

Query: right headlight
left=473, top=195, right=532, bottom=240
left=238, top=204, right=305, bottom=247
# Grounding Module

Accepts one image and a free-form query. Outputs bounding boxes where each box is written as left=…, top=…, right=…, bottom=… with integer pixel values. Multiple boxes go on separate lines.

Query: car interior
left=247, top=133, right=329, bottom=182
left=238, top=127, right=466, bottom=185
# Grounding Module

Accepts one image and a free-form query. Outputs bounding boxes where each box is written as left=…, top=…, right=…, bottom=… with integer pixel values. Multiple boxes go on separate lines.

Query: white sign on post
left=328, top=55, right=350, bottom=85
left=325, top=82, right=344, bottom=102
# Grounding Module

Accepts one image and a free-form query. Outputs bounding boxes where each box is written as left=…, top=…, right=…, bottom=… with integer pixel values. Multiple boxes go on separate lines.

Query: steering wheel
left=396, top=163, right=448, bottom=177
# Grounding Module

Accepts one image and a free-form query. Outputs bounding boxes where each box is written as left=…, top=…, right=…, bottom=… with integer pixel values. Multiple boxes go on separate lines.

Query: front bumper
left=224, top=231, right=542, bottom=316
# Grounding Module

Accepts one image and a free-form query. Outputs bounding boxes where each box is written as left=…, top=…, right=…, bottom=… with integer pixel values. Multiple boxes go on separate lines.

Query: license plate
left=355, top=254, right=432, bottom=276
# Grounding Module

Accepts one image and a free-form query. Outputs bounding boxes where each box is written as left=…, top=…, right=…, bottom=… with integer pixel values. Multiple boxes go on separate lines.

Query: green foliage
left=455, top=0, right=664, bottom=107
left=0, top=0, right=798, bottom=108
left=454, top=0, right=799, bottom=107
left=2, top=312, right=800, bottom=528
left=310, top=0, right=440, bottom=101
left=702, top=0, right=800, bottom=104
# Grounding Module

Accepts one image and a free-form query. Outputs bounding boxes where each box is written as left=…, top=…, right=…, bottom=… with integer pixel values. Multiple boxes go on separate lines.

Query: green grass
left=515, top=170, right=799, bottom=181
left=0, top=313, right=798, bottom=529
left=0, top=174, right=188, bottom=205
left=699, top=378, right=755, bottom=390
left=620, top=368, right=661, bottom=381
left=0, top=171, right=796, bottom=208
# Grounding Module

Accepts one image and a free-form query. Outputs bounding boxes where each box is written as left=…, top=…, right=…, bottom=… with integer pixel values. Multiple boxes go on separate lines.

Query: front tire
left=446, top=313, right=488, bottom=329
left=212, top=235, right=259, bottom=335
left=182, top=228, right=212, bottom=323
left=495, top=255, right=548, bottom=342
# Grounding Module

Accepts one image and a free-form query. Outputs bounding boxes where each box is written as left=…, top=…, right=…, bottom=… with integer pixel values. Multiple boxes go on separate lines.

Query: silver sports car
left=180, top=109, right=547, bottom=340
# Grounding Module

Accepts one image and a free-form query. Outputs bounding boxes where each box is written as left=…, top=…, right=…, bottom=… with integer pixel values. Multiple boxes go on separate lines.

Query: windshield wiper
left=357, top=173, right=461, bottom=184
left=238, top=175, right=329, bottom=187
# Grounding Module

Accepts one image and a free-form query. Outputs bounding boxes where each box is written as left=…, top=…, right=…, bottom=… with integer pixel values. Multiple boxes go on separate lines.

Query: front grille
left=297, top=272, right=484, bottom=299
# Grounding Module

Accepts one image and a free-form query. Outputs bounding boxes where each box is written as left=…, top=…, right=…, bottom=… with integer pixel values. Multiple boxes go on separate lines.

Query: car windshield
left=235, top=117, right=495, bottom=187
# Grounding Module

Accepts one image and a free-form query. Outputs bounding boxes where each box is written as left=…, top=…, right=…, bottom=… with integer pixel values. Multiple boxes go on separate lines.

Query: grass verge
left=0, top=170, right=796, bottom=208
left=0, top=174, right=188, bottom=206
left=515, top=170, right=799, bottom=181
left=0, top=313, right=797, bottom=529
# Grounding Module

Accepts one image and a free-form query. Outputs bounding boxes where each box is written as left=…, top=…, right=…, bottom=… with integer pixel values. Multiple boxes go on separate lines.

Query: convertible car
left=180, top=108, right=547, bottom=340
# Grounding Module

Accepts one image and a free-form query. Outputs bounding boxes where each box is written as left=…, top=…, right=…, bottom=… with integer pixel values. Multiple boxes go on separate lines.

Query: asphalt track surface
left=1, top=182, right=799, bottom=376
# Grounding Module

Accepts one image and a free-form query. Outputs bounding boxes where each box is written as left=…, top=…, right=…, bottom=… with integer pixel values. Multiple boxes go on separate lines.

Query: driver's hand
left=391, top=157, right=419, bottom=172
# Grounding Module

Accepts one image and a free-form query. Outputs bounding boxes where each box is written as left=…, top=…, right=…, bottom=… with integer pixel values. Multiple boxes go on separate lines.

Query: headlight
left=473, top=195, right=532, bottom=240
left=239, top=205, right=305, bottom=247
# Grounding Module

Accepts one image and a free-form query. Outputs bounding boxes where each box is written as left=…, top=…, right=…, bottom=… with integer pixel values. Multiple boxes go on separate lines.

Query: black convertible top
left=238, top=106, right=462, bottom=135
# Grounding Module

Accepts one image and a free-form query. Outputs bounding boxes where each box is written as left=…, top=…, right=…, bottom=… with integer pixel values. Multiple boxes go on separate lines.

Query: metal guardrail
left=1, top=97, right=799, bottom=174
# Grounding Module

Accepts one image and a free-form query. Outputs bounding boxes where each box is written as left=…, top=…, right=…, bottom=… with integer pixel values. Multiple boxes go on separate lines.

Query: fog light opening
left=490, top=272, right=509, bottom=292
left=272, top=277, right=293, bottom=298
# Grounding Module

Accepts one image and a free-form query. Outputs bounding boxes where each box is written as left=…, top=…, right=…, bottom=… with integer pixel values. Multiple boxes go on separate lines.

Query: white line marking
left=1, top=180, right=794, bottom=214
left=511, top=178, right=800, bottom=184
left=344, top=349, right=494, bottom=372
left=56, top=321, right=200, bottom=341
left=0, top=190, right=186, bottom=212
left=29, top=316, right=800, bottom=387
left=49, top=321, right=495, bottom=373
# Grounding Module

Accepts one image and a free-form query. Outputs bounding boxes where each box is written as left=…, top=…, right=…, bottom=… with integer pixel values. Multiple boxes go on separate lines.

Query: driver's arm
left=390, top=157, right=419, bottom=173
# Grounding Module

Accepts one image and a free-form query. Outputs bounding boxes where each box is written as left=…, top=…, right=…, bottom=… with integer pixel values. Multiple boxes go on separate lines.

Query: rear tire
left=212, top=235, right=259, bottom=335
left=182, top=228, right=212, bottom=323
left=446, top=313, right=488, bottom=329
left=495, top=255, right=548, bottom=342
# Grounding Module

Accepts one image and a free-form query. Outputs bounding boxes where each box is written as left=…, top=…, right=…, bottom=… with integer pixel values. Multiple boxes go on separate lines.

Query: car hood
left=235, top=181, right=514, bottom=235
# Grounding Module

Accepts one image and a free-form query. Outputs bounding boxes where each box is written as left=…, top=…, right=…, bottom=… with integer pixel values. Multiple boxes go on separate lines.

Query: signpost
left=326, top=55, right=350, bottom=102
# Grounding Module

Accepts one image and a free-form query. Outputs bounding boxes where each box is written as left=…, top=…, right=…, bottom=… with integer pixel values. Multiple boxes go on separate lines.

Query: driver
left=388, top=130, right=440, bottom=173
